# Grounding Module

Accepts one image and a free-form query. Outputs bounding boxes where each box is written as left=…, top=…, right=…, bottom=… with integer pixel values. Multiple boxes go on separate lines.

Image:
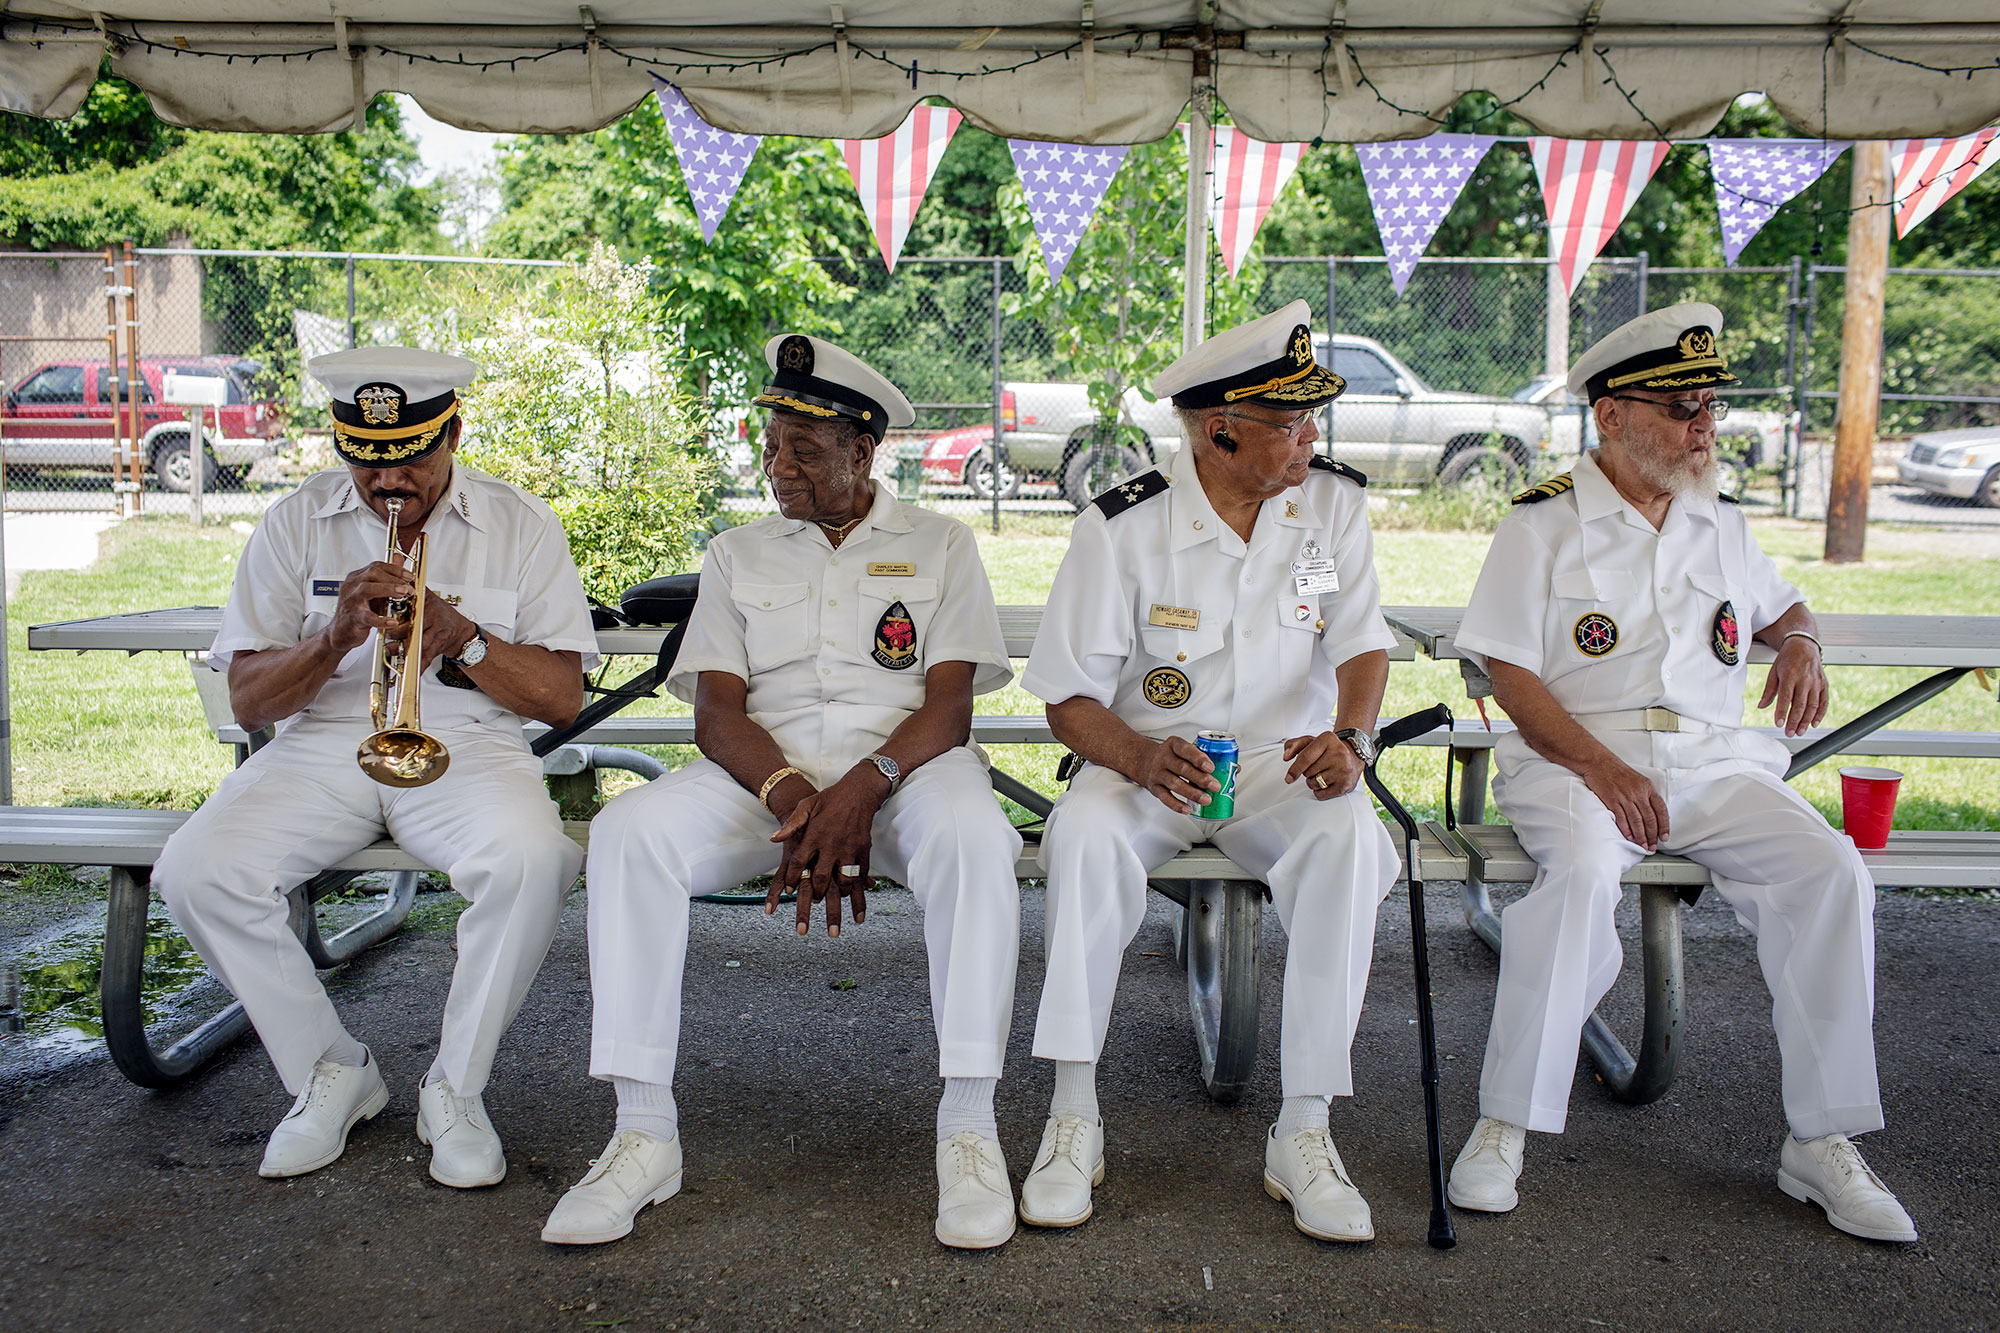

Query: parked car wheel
left=1061, top=438, right=1149, bottom=511
left=1981, top=464, right=2000, bottom=509
left=962, top=445, right=1023, bottom=501
left=1436, top=442, right=1523, bottom=492
left=150, top=433, right=220, bottom=494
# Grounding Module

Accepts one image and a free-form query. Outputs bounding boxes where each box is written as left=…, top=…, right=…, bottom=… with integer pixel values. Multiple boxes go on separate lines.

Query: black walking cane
left=529, top=573, right=701, bottom=760
left=1362, top=702, right=1458, bottom=1251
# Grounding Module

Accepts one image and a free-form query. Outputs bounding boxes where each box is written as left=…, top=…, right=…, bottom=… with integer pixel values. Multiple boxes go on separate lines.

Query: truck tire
left=1437, top=439, right=1524, bottom=492
left=962, top=446, right=1022, bottom=501
left=1060, top=440, right=1148, bottom=511
left=150, top=433, right=219, bottom=494
left=1980, top=464, right=2000, bottom=509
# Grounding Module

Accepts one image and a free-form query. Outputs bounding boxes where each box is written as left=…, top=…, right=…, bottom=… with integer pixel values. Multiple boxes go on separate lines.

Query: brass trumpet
left=358, top=498, right=451, bottom=787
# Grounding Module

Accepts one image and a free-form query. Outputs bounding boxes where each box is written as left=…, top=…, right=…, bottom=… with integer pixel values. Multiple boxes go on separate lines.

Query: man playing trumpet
left=154, top=348, right=597, bottom=1188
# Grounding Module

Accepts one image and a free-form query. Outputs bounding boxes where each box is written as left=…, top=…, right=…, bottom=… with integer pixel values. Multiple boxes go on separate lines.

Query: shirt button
left=1244, top=575, right=1254, bottom=585
left=1669, top=627, right=1678, bottom=635
left=825, top=640, right=835, bottom=646
left=830, top=557, right=839, bottom=565
left=827, top=599, right=837, bottom=607
left=821, top=668, right=831, bottom=676
left=1193, top=520, right=1204, bottom=530
left=762, top=601, right=772, bottom=608
left=1176, top=652, right=1187, bottom=662
left=1660, top=585, right=1671, bottom=594
left=1241, top=628, right=1251, bottom=638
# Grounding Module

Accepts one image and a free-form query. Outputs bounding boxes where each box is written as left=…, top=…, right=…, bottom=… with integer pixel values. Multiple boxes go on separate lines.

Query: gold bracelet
left=757, top=766, right=804, bottom=811
left=1782, top=630, right=1823, bottom=654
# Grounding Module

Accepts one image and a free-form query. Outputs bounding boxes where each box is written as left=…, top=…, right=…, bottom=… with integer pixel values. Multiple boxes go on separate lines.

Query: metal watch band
left=866, top=752, right=902, bottom=793
left=1335, top=727, right=1378, bottom=765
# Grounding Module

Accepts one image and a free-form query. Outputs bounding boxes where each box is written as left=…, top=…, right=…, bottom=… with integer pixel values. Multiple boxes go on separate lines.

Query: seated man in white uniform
left=1019, top=302, right=1400, bottom=1243
left=1446, top=303, right=1917, bottom=1243
left=154, top=347, right=597, bottom=1188
left=544, top=335, right=1024, bottom=1251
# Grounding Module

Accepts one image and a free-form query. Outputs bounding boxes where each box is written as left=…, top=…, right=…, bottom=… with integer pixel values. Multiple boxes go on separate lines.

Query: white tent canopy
left=4, top=3, right=1999, bottom=142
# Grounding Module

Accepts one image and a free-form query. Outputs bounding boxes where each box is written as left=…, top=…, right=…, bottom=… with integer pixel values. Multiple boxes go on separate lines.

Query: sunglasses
left=1609, top=395, right=1731, bottom=423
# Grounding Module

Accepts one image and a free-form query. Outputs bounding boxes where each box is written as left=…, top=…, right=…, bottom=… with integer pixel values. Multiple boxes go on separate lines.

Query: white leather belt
left=1576, top=707, right=1720, bottom=734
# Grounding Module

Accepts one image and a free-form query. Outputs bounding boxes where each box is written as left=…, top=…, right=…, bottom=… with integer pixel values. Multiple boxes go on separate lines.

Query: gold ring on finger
left=1312, top=773, right=1328, bottom=790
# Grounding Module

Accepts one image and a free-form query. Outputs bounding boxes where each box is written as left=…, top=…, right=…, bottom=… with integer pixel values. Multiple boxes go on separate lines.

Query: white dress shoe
left=541, top=1131, right=684, bottom=1246
left=1263, top=1126, right=1374, bottom=1243
left=1778, top=1133, right=1918, bottom=1243
left=1447, top=1116, right=1527, bottom=1213
left=1018, top=1114, right=1105, bottom=1228
left=935, top=1132, right=1016, bottom=1249
left=415, top=1074, right=506, bottom=1188
left=258, top=1052, right=390, bottom=1178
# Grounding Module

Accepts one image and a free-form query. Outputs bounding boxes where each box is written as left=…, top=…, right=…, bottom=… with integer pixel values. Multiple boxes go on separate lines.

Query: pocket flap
left=1139, top=619, right=1226, bottom=666
left=447, top=586, right=520, bottom=633
left=858, top=575, right=939, bottom=603
left=1687, top=571, right=1735, bottom=600
left=1552, top=569, right=1633, bottom=601
left=732, top=581, right=809, bottom=613
left=1276, top=594, right=1324, bottom=631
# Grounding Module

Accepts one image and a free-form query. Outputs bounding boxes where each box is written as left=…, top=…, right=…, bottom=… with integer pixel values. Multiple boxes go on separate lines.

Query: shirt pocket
left=856, top=576, right=938, bottom=671
left=1687, top=571, right=1747, bottom=669
left=1274, top=593, right=1326, bottom=673
left=440, top=586, right=520, bottom=638
left=1138, top=616, right=1226, bottom=672
left=732, top=581, right=812, bottom=673
left=303, top=577, right=340, bottom=637
left=1551, top=567, right=1636, bottom=662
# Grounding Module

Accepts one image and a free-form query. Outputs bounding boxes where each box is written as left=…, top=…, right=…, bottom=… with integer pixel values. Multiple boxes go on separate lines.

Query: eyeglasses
left=1216, top=409, right=1317, bottom=441
left=1609, top=395, right=1730, bottom=423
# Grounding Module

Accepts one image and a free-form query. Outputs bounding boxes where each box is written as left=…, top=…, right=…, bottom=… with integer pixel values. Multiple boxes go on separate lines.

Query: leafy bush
left=450, top=242, right=716, bottom=603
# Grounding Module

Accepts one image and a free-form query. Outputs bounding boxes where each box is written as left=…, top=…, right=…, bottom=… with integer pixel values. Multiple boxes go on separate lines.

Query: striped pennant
left=840, top=106, right=963, bottom=272
left=1890, top=129, right=2000, bottom=239
left=1208, top=127, right=1309, bottom=277
left=1530, top=139, right=1672, bottom=296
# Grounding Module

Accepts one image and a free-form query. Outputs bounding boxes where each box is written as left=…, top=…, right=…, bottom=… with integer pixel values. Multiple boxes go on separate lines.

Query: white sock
left=321, top=1032, right=368, bottom=1069
left=612, top=1077, right=680, bottom=1145
left=1275, top=1095, right=1330, bottom=1138
left=936, top=1077, right=999, bottom=1142
left=1050, top=1060, right=1100, bottom=1123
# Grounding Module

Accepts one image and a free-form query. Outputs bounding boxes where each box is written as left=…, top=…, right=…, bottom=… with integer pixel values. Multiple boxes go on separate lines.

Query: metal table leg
left=102, top=865, right=422, bottom=1090
left=1461, top=874, right=1694, bottom=1106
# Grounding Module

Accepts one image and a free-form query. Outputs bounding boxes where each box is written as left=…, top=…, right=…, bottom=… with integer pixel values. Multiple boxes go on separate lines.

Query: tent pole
left=1181, top=7, right=1215, bottom=356
left=1826, top=140, right=1890, bottom=564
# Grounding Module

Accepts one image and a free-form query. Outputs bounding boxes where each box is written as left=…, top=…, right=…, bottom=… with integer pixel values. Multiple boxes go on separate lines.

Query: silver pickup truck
left=997, top=333, right=1555, bottom=508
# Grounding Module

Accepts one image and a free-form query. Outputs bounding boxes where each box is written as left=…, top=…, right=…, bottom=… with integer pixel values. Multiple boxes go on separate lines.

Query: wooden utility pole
left=1826, top=141, right=1892, bottom=564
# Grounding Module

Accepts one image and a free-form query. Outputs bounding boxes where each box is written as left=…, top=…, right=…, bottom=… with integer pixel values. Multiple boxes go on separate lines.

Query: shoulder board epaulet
left=1718, top=491, right=1741, bottom=505
left=1090, top=469, right=1169, bottom=518
left=1512, top=472, right=1575, bottom=505
left=1308, top=455, right=1367, bottom=488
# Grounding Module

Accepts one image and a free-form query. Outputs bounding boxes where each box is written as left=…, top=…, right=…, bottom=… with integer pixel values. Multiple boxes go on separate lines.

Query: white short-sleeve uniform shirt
left=1456, top=449, right=1804, bottom=730
left=210, top=465, right=600, bottom=736
left=1023, top=443, right=1396, bottom=754
left=668, top=483, right=1012, bottom=787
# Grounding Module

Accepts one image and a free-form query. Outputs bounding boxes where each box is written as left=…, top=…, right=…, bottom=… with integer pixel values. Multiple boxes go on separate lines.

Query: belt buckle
left=1642, top=707, right=1680, bottom=732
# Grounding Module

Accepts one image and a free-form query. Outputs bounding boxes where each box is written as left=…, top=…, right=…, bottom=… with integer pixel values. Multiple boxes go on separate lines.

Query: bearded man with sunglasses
left=1446, top=303, right=1917, bottom=1244
left=1019, top=302, right=1400, bottom=1243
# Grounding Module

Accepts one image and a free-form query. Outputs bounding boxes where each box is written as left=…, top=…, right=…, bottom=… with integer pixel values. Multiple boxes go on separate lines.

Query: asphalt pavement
left=0, top=880, right=1995, bottom=1333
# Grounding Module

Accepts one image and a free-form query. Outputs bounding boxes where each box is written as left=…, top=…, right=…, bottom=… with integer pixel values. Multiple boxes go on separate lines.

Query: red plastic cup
left=1839, top=766, right=1903, bottom=850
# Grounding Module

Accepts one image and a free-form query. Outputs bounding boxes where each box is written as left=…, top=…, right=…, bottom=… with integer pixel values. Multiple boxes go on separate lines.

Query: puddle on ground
left=2, top=878, right=414, bottom=1060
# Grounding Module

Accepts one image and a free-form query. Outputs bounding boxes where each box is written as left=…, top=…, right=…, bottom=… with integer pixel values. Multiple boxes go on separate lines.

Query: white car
left=1897, top=427, right=2000, bottom=508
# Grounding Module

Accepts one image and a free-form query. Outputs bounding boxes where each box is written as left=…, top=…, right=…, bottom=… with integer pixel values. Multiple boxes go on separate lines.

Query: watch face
left=459, top=634, right=488, bottom=667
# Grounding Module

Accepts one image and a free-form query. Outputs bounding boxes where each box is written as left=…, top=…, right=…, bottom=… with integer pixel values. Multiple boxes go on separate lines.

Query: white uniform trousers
left=585, top=746, right=1022, bottom=1087
left=1032, top=749, right=1398, bottom=1098
left=154, top=719, right=581, bottom=1097
left=1479, top=731, right=1883, bottom=1140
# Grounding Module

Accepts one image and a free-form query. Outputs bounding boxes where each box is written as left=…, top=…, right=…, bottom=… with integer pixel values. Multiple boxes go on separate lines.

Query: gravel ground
left=0, top=881, right=1994, bottom=1333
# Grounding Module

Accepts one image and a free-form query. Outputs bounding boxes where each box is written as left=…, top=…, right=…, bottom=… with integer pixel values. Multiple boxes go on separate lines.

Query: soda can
left=1195, top=730, right=1238, bottom=819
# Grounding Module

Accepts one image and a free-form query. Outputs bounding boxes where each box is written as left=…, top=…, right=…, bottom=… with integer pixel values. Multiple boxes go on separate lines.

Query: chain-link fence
left=7, top=247, right=1999, bottom=531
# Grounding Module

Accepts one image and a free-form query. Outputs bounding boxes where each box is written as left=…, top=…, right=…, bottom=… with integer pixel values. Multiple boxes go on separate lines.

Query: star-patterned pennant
left=1707, top=140, right=1850, bottom=266
left=651, top=78, right=762, bottom=244
left=841, top=106, right=963, bottom=272
left=1354, top=135, right=1497, bottom=295
left=1007, top=140, right=1129, bottom=282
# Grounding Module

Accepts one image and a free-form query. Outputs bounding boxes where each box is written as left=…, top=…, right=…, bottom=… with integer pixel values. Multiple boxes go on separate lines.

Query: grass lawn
left=5, top=512, right=1996, bottom=833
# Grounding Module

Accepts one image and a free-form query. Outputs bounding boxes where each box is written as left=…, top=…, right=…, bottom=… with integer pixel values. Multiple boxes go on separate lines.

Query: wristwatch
left=449, top=631, right=489, bottom=670
left=864, top=751, right=902, bottom=794
left=1334, top=727, right=1378, bottom=765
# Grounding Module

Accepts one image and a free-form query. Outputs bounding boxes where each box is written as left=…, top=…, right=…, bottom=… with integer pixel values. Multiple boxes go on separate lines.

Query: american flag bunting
left=841, top=107, right=963, bottom=272
left=1530, top=138, right=1672, bottom=296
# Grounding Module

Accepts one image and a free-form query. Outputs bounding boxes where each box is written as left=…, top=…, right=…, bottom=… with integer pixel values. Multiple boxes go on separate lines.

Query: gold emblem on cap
left=777, top=335, right=814, bottom=374
left=1678, top=328, right=1715, bottom=358
left=357, top=384, right=403, bottom=426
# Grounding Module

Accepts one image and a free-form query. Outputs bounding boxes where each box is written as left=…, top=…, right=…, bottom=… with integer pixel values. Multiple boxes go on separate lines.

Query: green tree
left=451, top=242, right=716, bottom=603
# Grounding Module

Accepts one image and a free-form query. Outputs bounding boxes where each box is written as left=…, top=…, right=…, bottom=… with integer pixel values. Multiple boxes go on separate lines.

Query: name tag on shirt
left=868, top=562, right=916, bottom=576
left=311, top=579, right=341, bottom=597
left=1148, top=604, right=1200, bottom=630
left=1292, top=560, right=1340, bottom=596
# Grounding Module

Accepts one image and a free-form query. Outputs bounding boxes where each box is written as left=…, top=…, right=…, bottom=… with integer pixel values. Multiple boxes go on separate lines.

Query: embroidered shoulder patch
left=1514, top=473, right=1575, bottom=505
left=1091, top=469, right=1169, bottom=518
left=1307, top=455, right=1368, bottom=488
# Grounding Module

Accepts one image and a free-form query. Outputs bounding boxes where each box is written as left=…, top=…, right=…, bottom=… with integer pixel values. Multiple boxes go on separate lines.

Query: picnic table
left=1384, top=605, right=2000, bottom=1105
left=24, top=603, right=1443, bottom=1100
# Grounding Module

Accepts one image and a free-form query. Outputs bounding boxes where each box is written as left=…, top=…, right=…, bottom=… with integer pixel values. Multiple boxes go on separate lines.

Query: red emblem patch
left=872, top=600, right=918, bottom=670
left=1712, top=599, right=1740, bottom=665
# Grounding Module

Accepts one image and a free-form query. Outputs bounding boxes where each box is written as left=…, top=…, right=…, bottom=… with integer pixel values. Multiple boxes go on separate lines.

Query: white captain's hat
left=1151, top=299, right=1345, bottom=410
left=752, top=334, right=914, bottom=441
left=1567, top=301, right=1740, bottom=402
left=309, top=346, right=479, bottom=468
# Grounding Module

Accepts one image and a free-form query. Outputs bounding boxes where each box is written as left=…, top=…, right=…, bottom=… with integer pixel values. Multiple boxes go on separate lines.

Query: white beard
left=1629, top=440, right=1720, bottom=502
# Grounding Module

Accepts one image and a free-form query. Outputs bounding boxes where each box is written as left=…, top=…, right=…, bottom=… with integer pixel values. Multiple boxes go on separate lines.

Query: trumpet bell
left=357, top=728, right=451, bottom=788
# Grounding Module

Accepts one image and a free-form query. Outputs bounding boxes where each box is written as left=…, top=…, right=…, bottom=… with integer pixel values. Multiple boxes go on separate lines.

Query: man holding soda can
left=1019, top=302, right=1400, bottom=1242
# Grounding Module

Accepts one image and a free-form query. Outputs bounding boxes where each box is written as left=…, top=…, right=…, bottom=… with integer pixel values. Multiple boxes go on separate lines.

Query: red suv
left=2, top=355, right=289, bottom=492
